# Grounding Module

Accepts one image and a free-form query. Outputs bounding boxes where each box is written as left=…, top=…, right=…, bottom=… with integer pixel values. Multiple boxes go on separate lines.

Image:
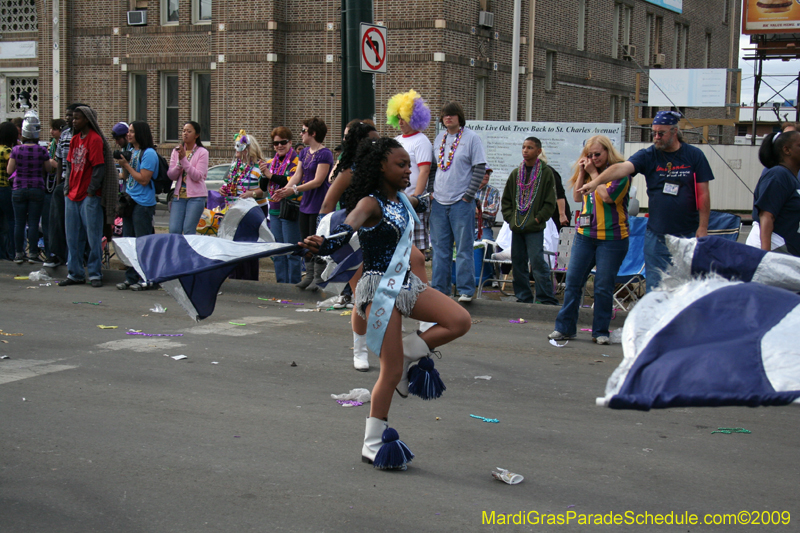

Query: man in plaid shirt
left=475, top=167, right=499, bottom=240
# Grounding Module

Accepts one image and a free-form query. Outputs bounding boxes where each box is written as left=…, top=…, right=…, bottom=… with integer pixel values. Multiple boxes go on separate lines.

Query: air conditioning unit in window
left=653, top=53, right=665, bottom=68
left=127, top=10, right=147, bottom=26
left=478, top=11, right=494, bottom=28
left=622, top=44, right=636, bottom=60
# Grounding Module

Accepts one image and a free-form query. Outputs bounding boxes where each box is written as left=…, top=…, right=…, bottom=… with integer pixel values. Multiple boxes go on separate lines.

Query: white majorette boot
left=362, top=417, right=388, bottom=464
left=353, top=332, right=369, bottom=371
left=396, top=331, right=432, bottom=398
left=361, top=417, right=414, bottom=470
left=419, top=321, right=436, bottom=333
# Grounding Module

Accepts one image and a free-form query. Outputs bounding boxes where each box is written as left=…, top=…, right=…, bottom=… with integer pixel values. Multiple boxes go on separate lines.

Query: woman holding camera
left=115, top=122, right=159, bottom=290
left=167, top=121, right=209, bottom=234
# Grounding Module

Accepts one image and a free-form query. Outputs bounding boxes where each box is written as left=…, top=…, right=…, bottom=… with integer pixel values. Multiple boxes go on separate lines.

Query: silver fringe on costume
left=355, top=271, right=427, bottom=319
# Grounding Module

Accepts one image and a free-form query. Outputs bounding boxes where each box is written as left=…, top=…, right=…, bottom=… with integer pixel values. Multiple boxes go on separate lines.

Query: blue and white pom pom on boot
left=361, top=417, right=414, bottom=470
left=396, top=331, right=433, bottom=398
left=407, top=355, right=446, bottom=400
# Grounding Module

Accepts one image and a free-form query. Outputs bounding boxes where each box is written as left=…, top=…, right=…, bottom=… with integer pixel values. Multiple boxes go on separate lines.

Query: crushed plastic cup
left=609, top=329, right=623, bottom=344
left=492, top=467, right=524, bottom=485
left=28, top=270, right=54, bottom=282
left=150, top=303, right=166, bottom=313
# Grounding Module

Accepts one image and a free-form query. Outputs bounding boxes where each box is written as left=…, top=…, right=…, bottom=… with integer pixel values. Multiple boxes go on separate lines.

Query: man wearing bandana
left=578, top=110, right=713, bottom=292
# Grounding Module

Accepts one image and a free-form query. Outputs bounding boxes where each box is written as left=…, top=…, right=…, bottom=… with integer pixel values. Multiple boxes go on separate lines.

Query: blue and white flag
left=114, top=199, right=300, bottom=320
left=667, top=236, right=800, bottom=292
left=316, top=209, right=362, bottom=291
left=597, top=278, right=800, bottom=410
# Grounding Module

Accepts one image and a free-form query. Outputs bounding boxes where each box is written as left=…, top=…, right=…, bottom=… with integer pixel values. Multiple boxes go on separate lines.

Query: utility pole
left=342, top=0, right=375, bottom=129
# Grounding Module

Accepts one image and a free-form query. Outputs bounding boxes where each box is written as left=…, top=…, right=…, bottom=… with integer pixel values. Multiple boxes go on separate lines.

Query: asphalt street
left=1, top=260, right=797, bottom=532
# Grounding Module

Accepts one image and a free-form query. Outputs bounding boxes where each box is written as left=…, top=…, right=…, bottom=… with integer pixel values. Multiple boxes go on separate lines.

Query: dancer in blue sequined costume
left=302, top=138, right=471, bottom=470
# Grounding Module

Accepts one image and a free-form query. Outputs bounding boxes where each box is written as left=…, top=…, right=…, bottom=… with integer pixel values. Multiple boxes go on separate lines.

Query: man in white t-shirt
left=387, top=90, right=434, bottom=252
left=431, top=101, right=487, bottom=302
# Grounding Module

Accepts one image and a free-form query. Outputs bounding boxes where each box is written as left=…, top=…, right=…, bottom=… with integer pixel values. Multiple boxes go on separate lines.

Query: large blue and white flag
left=597, top=278, right=800, bottom=410
left=667, top=236, right=800, bottom=292
left=114, top=199, right=300, bottom=320
left=316, top=209, right=362, bottom=292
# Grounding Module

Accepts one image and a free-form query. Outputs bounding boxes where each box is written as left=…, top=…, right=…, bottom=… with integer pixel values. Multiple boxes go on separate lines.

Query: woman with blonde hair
left=549, top=135, right=630, bottom=345
left=221, top=130, right=266, bottom=280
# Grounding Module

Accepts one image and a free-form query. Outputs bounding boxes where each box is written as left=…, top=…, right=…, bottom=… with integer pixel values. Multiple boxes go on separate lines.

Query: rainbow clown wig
left=386, top=90, right=431, bottom=132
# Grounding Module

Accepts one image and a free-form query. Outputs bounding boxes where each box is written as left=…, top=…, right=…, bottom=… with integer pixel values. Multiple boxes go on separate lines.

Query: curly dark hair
left=331, top=122, right=377, bottom=182
left=344, top=137, right=403, bottom=213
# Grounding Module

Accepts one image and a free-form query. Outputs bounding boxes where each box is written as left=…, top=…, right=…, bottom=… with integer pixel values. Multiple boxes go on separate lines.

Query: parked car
left=157, top=163, right=230, bottom=205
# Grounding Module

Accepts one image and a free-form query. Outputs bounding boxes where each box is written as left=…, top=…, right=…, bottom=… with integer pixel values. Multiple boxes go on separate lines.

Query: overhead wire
left=611, top=33, right=753, bottom=194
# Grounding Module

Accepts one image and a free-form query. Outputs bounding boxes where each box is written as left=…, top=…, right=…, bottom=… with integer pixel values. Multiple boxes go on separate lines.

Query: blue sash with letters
left=366, top=193, right=421, bottom=355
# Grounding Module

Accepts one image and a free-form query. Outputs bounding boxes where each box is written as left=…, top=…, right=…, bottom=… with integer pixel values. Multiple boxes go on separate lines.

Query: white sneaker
left=548, top=330, right=576, bottom=340
left=457, top=294, right=473, bottom=303
left=593, top=336, right=610, bottom=345
left=333, top=294, right=352, bottom=309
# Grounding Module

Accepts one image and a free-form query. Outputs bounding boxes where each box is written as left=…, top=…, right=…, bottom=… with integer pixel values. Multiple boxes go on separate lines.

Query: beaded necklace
left=226, top=158, right=255, bottom=197
left=514, top=160, right=543, bottom=228
left=267, top=149, right=295, bottom=200
left=438, top=128, right=463, bottom=171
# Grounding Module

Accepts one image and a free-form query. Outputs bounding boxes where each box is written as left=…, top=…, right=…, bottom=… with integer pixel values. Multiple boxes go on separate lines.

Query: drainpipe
left=53, top=0, right=61, bottom=119
left=525, top=0, right=536, bottom=121
left=510, top=0, right=521, bottom=121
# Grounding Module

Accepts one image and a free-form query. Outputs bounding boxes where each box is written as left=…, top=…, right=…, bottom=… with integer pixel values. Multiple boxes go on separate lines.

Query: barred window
left=0, top=0, right=38, bottom=33
left=6, top=77, right=38, bottom=113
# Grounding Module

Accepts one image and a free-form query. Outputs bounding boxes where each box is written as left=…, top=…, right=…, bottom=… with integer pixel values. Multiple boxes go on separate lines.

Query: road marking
left=186, top=316, right=304, bottom=337
left=0, top=359, right=77, bottom=385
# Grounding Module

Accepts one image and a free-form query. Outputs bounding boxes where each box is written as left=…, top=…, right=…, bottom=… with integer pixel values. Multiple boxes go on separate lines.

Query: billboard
left=644, top=0, right=682, bottom=13
left=743, top=0, right=800, bottom=34
left=647, top=69, right=728, bottom=107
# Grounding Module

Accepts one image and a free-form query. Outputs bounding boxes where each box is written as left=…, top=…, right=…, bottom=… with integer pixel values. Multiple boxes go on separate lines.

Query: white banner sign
left=0, top=41, right=37, bottom=60
left=464, top=121, right=624, bottom=194
left=647, top=69, right=727, bottom=108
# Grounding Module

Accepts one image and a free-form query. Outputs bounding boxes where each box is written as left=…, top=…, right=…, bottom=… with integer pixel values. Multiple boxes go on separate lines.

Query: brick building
left=1, top=0, right=740, bottom=163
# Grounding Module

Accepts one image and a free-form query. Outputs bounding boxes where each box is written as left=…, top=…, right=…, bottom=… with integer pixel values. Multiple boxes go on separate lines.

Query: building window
left=610, top=96, right=617, bottom=123
left=129, top=73, right=147, bottom=123
left=644, top=14, right=653, bottom=67
left=161, top=72, right=180, bottom=142
left=654, top=16, right=663, bottom=61
left=0, top=0, right=37, bottom=33
left=476, top=77, right=486, bottom=120
left=577, top=0, right=586, bottom=51
left=722, top=0, right=729, bottom=24
left=193, top=0, right=211, bottom=24
left=737, top=125, right=747, bottom=137
left=6, top=76, right=38, bottom=113
left=704, top=33, right=712, bottom=68
left=192, top=72, right=211, bottom=142
left=673, top=24, right=688, bottom=68
left=612, top=3, right=632, bottom=59
left=163, top=0, right=179, bottom=25
left=545, top=51, right=555, bottom=91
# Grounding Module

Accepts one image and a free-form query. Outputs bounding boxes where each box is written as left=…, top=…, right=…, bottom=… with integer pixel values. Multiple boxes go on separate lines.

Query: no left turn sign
left=360, top=23, right=387, bottom=74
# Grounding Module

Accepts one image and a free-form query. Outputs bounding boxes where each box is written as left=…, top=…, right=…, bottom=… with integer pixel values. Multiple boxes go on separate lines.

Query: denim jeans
left=169, top=196, right=206, bottom=235
left=555, top=233, right=629, bottom=337
left=430, top=198, right=476, bottom=297
left=41, top=191, right=52, bottom=257
left=123, top=203, right=155, bottom=283
left=48, top=181, right=68, bottom=261
left=0, top=186, right=14, bottom=259
left=11, top=187, right=45, bottom=257
left=510, top=230, right=558, bottom=304
left=269, top=214, right=302, bottom=283
left=644, top=228, right=695, bottom=293
left=65, top=195, right=104, bottom=281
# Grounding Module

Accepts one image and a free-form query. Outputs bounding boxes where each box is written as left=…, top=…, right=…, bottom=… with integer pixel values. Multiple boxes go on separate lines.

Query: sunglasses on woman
left=273, top=140, right=290, bottom=146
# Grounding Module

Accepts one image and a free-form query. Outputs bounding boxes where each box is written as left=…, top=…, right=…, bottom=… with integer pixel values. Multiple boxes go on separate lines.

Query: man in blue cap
left=578, top=110, right=713, bottom=292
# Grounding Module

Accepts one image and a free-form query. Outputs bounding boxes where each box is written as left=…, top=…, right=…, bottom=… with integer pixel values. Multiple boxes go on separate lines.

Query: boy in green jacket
left=501, top=136, right=558, bottom=304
